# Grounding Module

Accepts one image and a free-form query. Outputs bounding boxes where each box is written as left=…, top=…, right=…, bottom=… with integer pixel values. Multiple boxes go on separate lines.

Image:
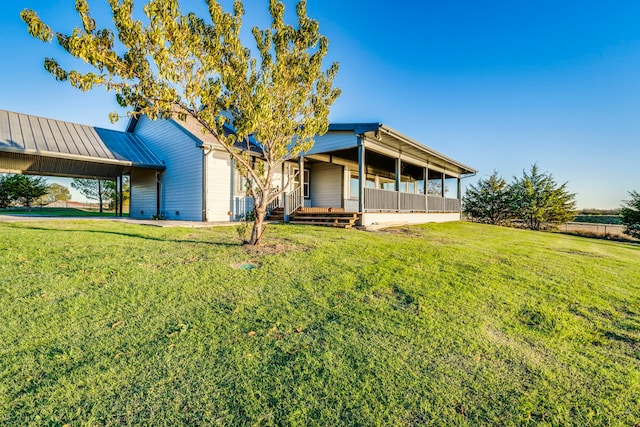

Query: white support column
left=457, top=177, right=462, bottom=212
left=396, top=151, right=402, bottom=212
left=298, top=155, right=304, bottom=209
left=424, top=165, right=428, bottom=212
left=358, top=137, right=365, bottom=213
left=281, top=162, right=285, bottom=207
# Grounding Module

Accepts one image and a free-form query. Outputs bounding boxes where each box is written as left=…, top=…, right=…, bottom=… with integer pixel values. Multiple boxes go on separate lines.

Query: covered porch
left=279, top=123, right=476, bottom=226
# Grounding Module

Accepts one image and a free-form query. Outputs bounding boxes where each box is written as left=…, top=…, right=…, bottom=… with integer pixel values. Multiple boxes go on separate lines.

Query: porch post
left=396, top=151, right=401, bottom=212
left=155, top=171, right=161, bottom=218
left=114, top=178, right=119, bottom=216
left=298, top=155, right=304, bottom=209
left=424, top=165, right=428, bottom=213
left=281, top=162, right=285, bottom=208
left=457, top=177, right=462, bottom=213
left=357, top=136, right=365, bottom=213
left=441, top=171, right=446, bottom=197
left=119, top=174, right=124, bottom=217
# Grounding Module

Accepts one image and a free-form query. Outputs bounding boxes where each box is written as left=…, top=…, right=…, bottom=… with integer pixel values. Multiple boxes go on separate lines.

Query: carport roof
left=0, top=109, right=165, bottom=176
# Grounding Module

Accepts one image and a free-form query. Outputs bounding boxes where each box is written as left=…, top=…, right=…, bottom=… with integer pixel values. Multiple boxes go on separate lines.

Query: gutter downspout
left=201, top=144, right=213, bottom=222
left=156, top=170, right=162, bottom=219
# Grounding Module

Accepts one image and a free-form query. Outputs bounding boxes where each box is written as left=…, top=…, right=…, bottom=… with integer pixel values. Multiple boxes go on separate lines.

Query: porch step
left=288, top=210, right=360, bottom=228
left=289, top=221, right=354, bottom=229
left=267, top=207, right=285, bottom=222
left=298, top=207, right=345, bottom=214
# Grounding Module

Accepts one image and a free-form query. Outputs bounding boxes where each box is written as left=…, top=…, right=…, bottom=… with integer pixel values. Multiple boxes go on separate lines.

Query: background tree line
left=0, top=174, right=129, bottom=212
left=462, top=164, right=576, bottom=230
left=464, top=165, right=640, bottom=239
left=0, top=174, right=50, bottom=209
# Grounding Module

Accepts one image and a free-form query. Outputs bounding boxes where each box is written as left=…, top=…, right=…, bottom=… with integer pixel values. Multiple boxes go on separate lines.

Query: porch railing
left=285, top=186, right=303, bottom=215
left=260, top=188, right=281, bottom=214
left=364, top=188, right=398, bottom=211
left=362, top=189, right=460, bottom=213
left=234, top=196, right=254, bottom=219
left=427, top=195, right=444, bottom=212
left=445, top=197, right=460, bottom=212
left=234, top=189, right=281, bottom=219
left=400, top=192, right=426, bottom=211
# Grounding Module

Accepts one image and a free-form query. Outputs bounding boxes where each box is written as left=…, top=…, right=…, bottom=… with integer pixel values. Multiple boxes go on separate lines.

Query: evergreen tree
left=510, top=164, right=576, bottom=230
left=0, top=175, right=12, bottom=208
left=620, top=190, right=640, bottom=239
left=462, top=171, right=512, bottom=225
left=22, top=0, right=340, bottom=245
left=0, top=174, right=49, bottom=209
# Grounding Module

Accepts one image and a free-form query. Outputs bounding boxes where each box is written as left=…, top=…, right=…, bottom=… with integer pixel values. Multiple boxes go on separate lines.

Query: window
left=349, top=172, right=359, bottom=199
left=235, top=173, right=250, bottom=195
left=379, top=177, right=395, bottom=191
left=366, top=174, right=376, bottom=189
left=293, top=168, right=310, bottom=198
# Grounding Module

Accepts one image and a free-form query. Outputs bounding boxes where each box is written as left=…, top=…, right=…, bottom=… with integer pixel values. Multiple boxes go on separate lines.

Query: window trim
left=293, top=168, right=310, bottom=199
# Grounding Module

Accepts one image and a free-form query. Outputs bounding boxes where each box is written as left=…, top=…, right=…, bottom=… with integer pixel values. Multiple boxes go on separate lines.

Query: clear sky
left=1, top=0, right=639, bottom=208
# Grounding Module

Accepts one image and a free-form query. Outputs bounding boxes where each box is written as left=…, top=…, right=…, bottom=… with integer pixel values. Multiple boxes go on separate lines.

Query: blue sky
left=1, top=0, right=639, bottom=208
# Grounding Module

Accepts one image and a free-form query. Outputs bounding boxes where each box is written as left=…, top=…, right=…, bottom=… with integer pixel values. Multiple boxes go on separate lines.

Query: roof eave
left=376, top=125, right=478, bottom=175
left=0, top=147, right=165, bottom=170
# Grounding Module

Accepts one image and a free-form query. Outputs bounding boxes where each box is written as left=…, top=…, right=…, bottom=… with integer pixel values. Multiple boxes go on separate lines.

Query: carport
left=0, top=109, right=165, bottom=215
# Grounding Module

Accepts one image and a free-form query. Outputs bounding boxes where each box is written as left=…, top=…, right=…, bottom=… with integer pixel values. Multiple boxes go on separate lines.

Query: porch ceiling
left=364, top=126, right=476, bottom=176
left=325, top=123, right=476, bottom=177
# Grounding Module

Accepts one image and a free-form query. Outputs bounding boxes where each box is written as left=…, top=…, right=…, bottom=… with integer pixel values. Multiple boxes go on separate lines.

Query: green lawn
left=0, top=207, right=118, bottom=217
left=1, top=220, right=638, bottom=426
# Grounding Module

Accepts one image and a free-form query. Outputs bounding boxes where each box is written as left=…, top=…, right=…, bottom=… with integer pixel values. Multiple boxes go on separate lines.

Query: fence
left=562, top=222, right=630, bottom=239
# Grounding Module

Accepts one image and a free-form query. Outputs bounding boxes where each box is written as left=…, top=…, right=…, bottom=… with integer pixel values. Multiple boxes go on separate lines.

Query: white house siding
left=132, top=116, right=203, bottom=221
left=309, top=162, right=343, bottom=208
left=305, top=131, right=357, bottom=155
left=129, top=168, right=157, bottom=219
left=205, top=149, right=233, bottom=221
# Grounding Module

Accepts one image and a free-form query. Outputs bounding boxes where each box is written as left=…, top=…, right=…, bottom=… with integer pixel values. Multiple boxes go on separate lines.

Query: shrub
left=620, top=190, right=640, bottom=239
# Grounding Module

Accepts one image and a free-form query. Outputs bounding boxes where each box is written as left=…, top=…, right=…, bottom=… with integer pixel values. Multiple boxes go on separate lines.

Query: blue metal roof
left=0, top=109, right=165, bottom=170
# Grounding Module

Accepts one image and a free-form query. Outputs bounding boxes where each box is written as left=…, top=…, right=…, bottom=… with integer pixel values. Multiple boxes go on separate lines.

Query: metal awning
left=0, top=109, right=165, bottom=179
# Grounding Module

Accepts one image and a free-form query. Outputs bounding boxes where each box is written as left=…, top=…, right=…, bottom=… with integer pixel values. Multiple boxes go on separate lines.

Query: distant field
left=573, top=215, right=622, bottom=225
left=0, top=207, right=118, bottom=217
left=0, top=220, right=638, bottom=425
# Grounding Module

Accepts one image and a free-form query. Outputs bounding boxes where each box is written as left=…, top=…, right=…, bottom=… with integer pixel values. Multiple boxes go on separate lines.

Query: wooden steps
left=267, top=207, right=361, bottom=228
left=289, top=210, right=360, bottom=228
left=267, top=207, right=285, bottom=222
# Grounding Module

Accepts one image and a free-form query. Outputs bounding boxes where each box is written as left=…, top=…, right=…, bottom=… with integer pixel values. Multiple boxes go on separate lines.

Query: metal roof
left=328, top=123, right=477, bottom=176
left=0, top=109, right=165, bottom=179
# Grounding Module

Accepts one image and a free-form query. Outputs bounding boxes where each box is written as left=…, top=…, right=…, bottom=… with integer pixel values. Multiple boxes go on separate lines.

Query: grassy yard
left=0, top=207, right=118, bottom=217
left=0, top=220, right=638, bottom=426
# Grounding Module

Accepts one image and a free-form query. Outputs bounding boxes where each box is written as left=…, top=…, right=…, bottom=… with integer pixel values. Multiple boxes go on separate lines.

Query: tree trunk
left=98, top=180, right=103, bottom=213
left=249, top=206, right=266, bottom=245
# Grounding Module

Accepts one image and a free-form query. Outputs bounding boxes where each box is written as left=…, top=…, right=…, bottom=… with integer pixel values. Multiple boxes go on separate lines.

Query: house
left=0, top=108, right=476, bottom=226
left=126, top=116, right=476, bottom=226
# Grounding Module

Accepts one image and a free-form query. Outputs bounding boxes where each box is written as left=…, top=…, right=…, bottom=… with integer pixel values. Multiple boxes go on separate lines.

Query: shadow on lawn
left=1, top=222, right=241, bottom=247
